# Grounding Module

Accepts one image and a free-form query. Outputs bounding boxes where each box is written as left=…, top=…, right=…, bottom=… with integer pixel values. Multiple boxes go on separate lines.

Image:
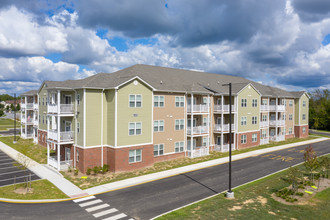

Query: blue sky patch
left=45, top=53, right=62, bottom=63
left=322, top=34, right=330, bottom=46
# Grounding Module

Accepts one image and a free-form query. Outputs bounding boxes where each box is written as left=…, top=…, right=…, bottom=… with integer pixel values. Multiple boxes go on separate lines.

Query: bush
left=102, top=164, right=109, bottom=173
left=74, top=168, right=79, bottom=176
left=93, top=166, right=99, bottom=175
left=86, top=168, right=92, bottom=175
left=68, top=166, right=72, bottom=173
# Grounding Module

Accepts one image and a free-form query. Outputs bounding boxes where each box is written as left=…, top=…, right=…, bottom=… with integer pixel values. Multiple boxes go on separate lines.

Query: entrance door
left=217, top=98, right=221, bottom=105
left=187, top=139, right=196, bottom=150
left=187, top=97, right=197, bottom=105
left=217, top=117, right=221, bottom=125
left=216, top=136, right=221, bottom=145
left=270, top=129, right=275, bottom=137
left=65, top=121, right=71, bottom=132
left=65, top=95, right=71, bottom=104
left=187, top=118, right=197, bottom=127
left=65, top=147, right=71, bottom=161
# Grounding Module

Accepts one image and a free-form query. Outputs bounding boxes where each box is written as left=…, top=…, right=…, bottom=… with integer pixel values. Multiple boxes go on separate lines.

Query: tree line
left=309, top=89, right=330, bottom=131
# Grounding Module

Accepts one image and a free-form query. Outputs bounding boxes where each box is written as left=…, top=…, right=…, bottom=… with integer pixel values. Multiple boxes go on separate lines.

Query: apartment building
left=21, top=64, right=309, bottom=173
left=20, top=90, right=38, bottom=143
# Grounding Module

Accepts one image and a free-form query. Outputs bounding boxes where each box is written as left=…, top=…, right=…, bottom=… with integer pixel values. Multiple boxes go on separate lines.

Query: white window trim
left=175, top=141, right=184, bottom=152
left=129, top=94, right=142, bottom=108
left=252, top=98, right=258, bottom=107
left=128, top=122, right=142, bottom=136
left=154, top=95, right=165, bottom=107
left=154, top=144, right=164, bottom=156
left=241, top=135, right=247, bottom=144
left=252, top=116, right=257, bottom=125
left=241, top=98, right=247, bottom=107
left=175, top=119, right=185, bottom=130
left=252, top=133, right=257, bottom=142
left=241, top=116, right=247, bottom=126
left=154, top=120, right=165, bottom=132
left=129, top=149, right=142, bottom=163
left=175, top=96, right=185, bottom=107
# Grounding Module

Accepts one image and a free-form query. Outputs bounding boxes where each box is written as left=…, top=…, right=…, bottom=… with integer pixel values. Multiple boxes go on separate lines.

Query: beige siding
left=38, top=84, right=48, bottom=130
left=285, top=98, right=294, bottom=134
left=300, top=94, right=309, bottom=125
left=85, top=89, right=102, bottom=146
left=106, top=90, right=115, bottom=146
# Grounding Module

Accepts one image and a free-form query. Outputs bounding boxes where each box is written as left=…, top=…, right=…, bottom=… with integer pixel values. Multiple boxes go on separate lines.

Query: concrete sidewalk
left=0, top=141, right=88, bottom=198
left=85, top=137, right=329, bottom=195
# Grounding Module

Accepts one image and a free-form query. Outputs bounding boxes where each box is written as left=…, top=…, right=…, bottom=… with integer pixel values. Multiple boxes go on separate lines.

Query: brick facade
left=285, top=134, right=295, bottom=139
left=38, top=129, right=47, bottom=147
left=154, top=152, right=185, bottom=163
left=294, top=125, right=309, bottom=138
left=236, top=131, right=261, bottom=150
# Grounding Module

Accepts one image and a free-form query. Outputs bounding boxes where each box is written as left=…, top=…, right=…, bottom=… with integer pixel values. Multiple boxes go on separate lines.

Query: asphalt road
left=0, top=150, right=40, bottom=187
left=0, top=128, right=20, bottom=136
left=310, top=129, right=330, bottom=137
left=0, top=139, right=329, bottom=220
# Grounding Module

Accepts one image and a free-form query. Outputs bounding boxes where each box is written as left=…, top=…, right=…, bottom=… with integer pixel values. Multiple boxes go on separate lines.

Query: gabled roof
left=21, top=90, right=37, bottom=96
left=291, top=91, right=310, bottom=99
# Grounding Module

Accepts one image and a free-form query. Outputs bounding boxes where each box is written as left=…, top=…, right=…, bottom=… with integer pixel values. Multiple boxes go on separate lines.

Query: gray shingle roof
left=290, top=91, right=306, bottom=98
left=21, top=90, right=37, bottom=96
left=41, top=64, right=298, bottom=98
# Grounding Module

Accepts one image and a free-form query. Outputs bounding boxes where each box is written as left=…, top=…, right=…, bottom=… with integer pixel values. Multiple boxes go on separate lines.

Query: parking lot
left=0, top=149, right=40, bottom=187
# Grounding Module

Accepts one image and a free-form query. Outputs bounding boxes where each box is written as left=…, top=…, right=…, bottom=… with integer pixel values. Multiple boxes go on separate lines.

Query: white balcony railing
left=48, top=130, right=74, bottom=142
left=187, top=126, right=209, bottom=135
left=187, top=104, right=208, bottom=113
left=214, top=105, right=236, bottom=112
left=214, top=144, right=235, bottom=152
left=21, top=116, right=33, bottom=124
left=260, top=121, right=269, bottom=127
left=33, top=103, right=38, bottom=109
left=22, top=132, right=33, bottom=139
left=214, top=124, right=235, bottom=132
left=260, top=138, right=269, bottom=145
left=22, top=103, right=34, bottom=109
left=260, top=105, right=269, bottom=111
left=33, top=119, right=38, bottom=126
left=187, top=146, right=209, bottom=158
left=48, top=104, right=74, bottom=114
left=269, top=120, right=285, bottom=126
left=269, top=105, right=285, bottom=111
left=48, top=156, right=72, bottom=171
left=269, top=135, right=285, bottom=142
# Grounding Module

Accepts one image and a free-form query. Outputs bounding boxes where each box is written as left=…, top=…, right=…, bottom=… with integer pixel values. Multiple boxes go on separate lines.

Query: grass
left=0, top=118, right=15, bottom=131
left=158, top=155, right=330, bottom=220
left=62, top=136, right=320, bottom=189
left=0, top=179, right=69, bottom=200
left=0, top=136, right=54, bottom=164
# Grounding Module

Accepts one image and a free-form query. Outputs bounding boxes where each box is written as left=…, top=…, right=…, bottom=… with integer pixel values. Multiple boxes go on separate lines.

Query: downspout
left=74, top=89, right=77, bottom=169
left=101, top=89, right=104, bottom=167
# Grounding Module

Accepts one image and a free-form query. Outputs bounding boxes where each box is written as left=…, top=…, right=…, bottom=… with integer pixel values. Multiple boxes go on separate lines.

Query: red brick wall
left=38, top=130, right=47, bottom=147
left=236, top=131, right=261, bottom=150
left=285, top=134, right=295, bottom=139
left=154, top=152, right=185, bottom=163
left=294, top=125, right=309, bottom=138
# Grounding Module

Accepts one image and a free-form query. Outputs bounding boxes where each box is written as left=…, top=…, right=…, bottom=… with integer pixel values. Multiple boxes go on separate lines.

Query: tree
left=309, top=89, right=330, bottom=131
left=304, top=145, right=319, bottom=184
left=13, top=150, right=32, bottom=192
left=5, top=105, right=10, bottom=112
left=16, top=103, right=20, bottom=111
left=10, top=103, right=14, bottom=111
left=0, top=110, right=4, bottom=117
left=285, top=166, right=301, bottom=193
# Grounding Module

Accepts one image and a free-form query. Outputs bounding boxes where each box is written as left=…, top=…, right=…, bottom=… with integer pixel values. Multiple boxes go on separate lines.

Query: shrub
left=102, top=164, right=109, bottom=173
left=68, top=166, right=72, bottom=173
left=93, top=166, right=99, bottom=175
left=74, top=168, right=79, bottom=176
left=86, top=168, right=92, bottom=175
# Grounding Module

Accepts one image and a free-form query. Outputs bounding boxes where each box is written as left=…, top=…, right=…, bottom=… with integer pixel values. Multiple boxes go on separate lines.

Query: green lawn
left=0, top=179, right=68, bottom=200
left=0, top=136, right=53, bottom=164
left=158, top=155, right=330, bottom=220
left=62, top=136, right=321, bottom=189
left=0, top=118, right=15, bottom=131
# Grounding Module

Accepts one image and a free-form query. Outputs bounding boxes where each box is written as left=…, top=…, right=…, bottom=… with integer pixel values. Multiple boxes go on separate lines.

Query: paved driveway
left=0, top=149, right=40, bottom=187
left=0, top=129, right=20, bottom=137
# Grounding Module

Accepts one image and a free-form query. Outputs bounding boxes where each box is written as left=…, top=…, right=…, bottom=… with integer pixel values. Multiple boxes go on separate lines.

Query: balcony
left=269, top=120, right=285, bottom=127
left=48, top=156, right=72, bottom=171
left=187, top=146, right=209, bottom=158
left=48, top=104, right=74, bottom=114
left=33, top=103, right=38, bottom=109
left=33, top=118, right=38, bottom=126
left=21, top=115, right=33, bottom=124
left=187, top=126, right=209, bottom=135
left=260, top=121, right=269, bottom=128
left=214, top=124, right=235, bottom=132
left=270, top=135, right=285, bottom=142
left=269, top=105, right=285, bottom=112
left=260, top=105, right=269, bottom=112
left=214, top=144, right=235, bottom=152
left=260, top=138, right=269, bottom=145
left=48, top=130, right=74, bottom=142
left=22, top=103, right=34, bottom=110
left=214, top=105, right=236, bottom=113
left=187, top=104, right=208, bottom=113
left=21, top=132, right=33, bottom=139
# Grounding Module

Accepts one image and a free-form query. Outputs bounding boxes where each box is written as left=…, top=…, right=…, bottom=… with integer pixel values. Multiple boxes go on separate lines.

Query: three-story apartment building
left=21, top=64, right=309, bottom=173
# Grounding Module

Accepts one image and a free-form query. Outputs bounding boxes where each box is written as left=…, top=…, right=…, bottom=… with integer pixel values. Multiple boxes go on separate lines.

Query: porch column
left=57, top=144, right=60, bottom=171
left=25, top=124, right=27, bottom=138
left=207, top=94, right=210, bottom=154
left=190, top=94, right=194, bottom=152
left=233, top=132, right=236, bottom=150
left=47, top=142, right=50, bottom=165
left=221, top=95, right=224, bottom=152
left=275, top=98, right=278, bottom=138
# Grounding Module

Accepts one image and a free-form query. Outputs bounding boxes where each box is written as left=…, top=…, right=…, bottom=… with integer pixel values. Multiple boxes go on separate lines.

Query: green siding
left=38, top=84, right=48, bottom=130
left=76, top=89, right=84, bottom=146
left=237, top=85, right=260, bottom=132
left=300, top=94, right=309, bottom=125
left=117, top=79, right=152, bottom=146
left=294, top=99, right=299, bottom=125
left=85, top=89, right=102, bottom=146
left=106, top=90, right=115, bottom=146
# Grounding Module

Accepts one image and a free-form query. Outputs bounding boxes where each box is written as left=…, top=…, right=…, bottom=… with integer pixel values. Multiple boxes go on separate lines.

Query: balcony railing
left=21, top=132, right=33, bottom=139
left=22, top=103, right=34, bottom=109
left=48, top=104, right=74, bottom=114
left=214, top=124, right=235, bottom=132
left=260, top=105, right=269, bottom=111
left=260, top=121, right=269, bottom=127
left=48, top=156, right=72, bottom=171
left=214, top=105, right=236, bottom=112
left=260, top=138, right=269, bottom=145
left=187, top=104, right=208, bottom=113
left=269, top=105, right=285, bottom=111
left=48, top=130, right=74, bottom=142
left=269, top=120, right=285, bottom=126
left=187, top=126, right=209, bottom=135
left=269, top=135, right=285, bottom=142
left=21, top=116, right=33, bottom=124
left=33, top=103, right=38, bottom=109
left=187, top=146, right=209, bottom=158
left=214, top=144, right=235, bottom=152
left=33, top=119, right=38, bottom=126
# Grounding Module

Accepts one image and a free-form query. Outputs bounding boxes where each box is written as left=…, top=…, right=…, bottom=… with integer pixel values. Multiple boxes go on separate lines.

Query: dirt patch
left=272, top=178, right=330, bottom=206
left=257, top=196, right=267, bottom=206
left=14, top=188, right=33, bottom=194
left=228, top=206, right=242, bottom=211
left=243, top=199, right=254, bottom=205
left=268, top=211, right=276, bottom=215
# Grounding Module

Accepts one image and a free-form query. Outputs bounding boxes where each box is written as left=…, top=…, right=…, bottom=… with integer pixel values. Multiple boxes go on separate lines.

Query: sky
left=0, top=0, right=330, bottom=95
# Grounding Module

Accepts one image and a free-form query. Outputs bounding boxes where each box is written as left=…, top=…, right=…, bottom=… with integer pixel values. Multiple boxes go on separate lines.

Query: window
left=241, top=116, right=247, bottom=126
left=303, top=101, right=306, bottom=107
left=39, top=114, right=40, bottom=123
left=129, top=95, right=142, bottom=108
left=129, top=149, right=142, bottom=163
left=175, top=97, right=184, bottom=107
left=262, top=99, right=267, bottom=105
left=252, top=116, right=257, bottom=125
left=42, top=116, right=44, bottom=124
left=203, top=97, right=210, bottom=106
left=262, top=130, right=267, bottom=138
left=252, top=99, right=258, bottom=107
left=76, top=150, right=79, bottom=162
left=252, top=133, right=257, bottom=142
left=284, top=100, right=287, bottom=106
left=175, top=119, right=184, bottom=130
left=262, top=115, right=267, bottom=121
left=42, top=98, right=44, bottom=106
left=289, top=100, right=293, bottom=106
left=77, top=94, right=80, bottom=105
left=241, top=99, right=247, bottom=107
left=154, top=120, right=164, bottom=132
left=154, top=96, right=164, bottom=107
left=283, top=128, right=286, bottom=135
left=289, top=128, right=293, bottom=134
left=77, top=122, right=80, bottom=133
left=175, top=142, right=184, bottom=152
left=203, top=137, right=208, bottom=146
left=129, top=122, right=142, bottom=135
left=289, top=114, right=293, bottom=120
left=302, top=127, right=306, bottom=134
left=154, top=144, right=164, bottom=156
left=282, top=113, right=286, bottom=120
left=302, top=114, right=306, bottom=120
left=203, top=118, right=209, bottom=127
left=46, top=97, right=48, bottom=105
left=241, top=135, right=247, bottom=144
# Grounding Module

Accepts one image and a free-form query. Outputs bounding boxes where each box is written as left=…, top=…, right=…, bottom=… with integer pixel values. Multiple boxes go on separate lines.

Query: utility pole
left=13, top=93, right=17, bottom=144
